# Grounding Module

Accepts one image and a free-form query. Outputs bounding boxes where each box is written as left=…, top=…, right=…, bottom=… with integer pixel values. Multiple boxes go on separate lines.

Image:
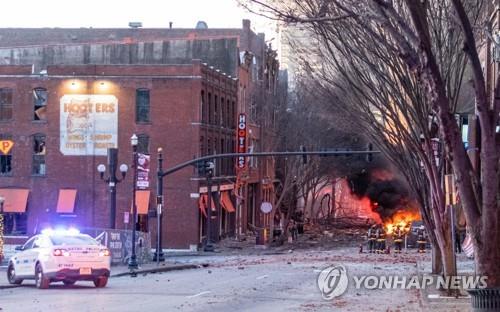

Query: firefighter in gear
left=417, top=225, right=427, bottom=253
left=367, top=224, right=377, bottom=253
left=376, top=224, right=386, bottom=254
left=393, top=225, right=404, bottom=253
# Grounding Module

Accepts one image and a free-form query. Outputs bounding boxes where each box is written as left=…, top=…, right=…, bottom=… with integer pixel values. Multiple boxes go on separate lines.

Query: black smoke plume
left=347, top=170, right=411, bottom=221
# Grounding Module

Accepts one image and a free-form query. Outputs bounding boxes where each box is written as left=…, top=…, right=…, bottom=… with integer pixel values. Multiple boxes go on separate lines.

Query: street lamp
left=128, top=134, right=139, bottom=270
left=154, top=147, right=165, bottom=262
left=97, top=148, right=128, bottom=229
left=204, top=161, right=215, bottom=252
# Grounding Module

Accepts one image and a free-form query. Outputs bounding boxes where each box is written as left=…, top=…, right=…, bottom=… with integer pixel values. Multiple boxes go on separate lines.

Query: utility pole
left=154, top=148, right=165, bottom=262
left=204, top=161, right=215, bottom=252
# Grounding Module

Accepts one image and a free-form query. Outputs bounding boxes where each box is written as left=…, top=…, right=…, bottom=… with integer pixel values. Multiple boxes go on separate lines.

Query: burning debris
left=347, top=169, right=421, bottom=232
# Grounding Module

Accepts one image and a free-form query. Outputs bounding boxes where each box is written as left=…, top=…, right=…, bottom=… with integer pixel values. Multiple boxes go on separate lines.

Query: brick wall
left=0, top=62, right=237, bottom=249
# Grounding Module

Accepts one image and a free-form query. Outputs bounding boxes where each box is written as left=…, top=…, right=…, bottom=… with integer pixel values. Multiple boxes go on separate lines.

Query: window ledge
left=136, top=121, right=152, bottom=125
left=32, top=120, right=48, bottom=124
left=31, top=174, right=47, bottom=178
left=0, top=173, right=13, bottom=177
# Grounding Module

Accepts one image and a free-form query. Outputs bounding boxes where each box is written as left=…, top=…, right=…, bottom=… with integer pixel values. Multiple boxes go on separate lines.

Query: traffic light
left=366, top=143, right=373, bottom=162
left=300, top=145, right=307, bottom=164
left=195, top=161, right=215, bottom=176
left=204, top=161, right=215, bottom=175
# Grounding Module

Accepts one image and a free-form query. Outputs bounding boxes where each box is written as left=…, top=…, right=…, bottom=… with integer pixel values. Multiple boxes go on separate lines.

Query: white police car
left=6, top=228, right=111, bottom=289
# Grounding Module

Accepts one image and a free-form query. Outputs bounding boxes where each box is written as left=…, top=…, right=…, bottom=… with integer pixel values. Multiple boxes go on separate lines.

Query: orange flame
left=384, top=210, right=421, bottom=234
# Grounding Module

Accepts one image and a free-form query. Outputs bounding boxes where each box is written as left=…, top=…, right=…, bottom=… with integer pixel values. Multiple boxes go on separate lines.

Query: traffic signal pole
left=156, top=149, right=379, bottom=252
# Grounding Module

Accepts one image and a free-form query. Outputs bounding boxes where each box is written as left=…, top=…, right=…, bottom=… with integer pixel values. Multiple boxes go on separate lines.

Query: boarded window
left=136, top=89, right=150, bottom=123
left=32, top=134, right=46, bottom=175
left=33, top=88, right=48, bottom=121
left=0, top=88, right=13, bottom=121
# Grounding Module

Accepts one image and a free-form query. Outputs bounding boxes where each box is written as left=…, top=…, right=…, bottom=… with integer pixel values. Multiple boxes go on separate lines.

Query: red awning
left=198, top=195, right=207, bottom=217
left=56, top=189, right=77, bottom=213
left=136, top=190, right=150, bottom=215
left=0, top=189, right=29, bottom=213
left=198, top=194, right=216, bottom=217
left=221, top=191, right=236, bottom=213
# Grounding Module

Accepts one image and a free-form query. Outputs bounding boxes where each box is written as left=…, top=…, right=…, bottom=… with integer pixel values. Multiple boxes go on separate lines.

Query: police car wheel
left=7, top=265, right=22, bottom=285
left=35, top=264, right=50, bottom=289
left=93, top=276, right=108, bottom=288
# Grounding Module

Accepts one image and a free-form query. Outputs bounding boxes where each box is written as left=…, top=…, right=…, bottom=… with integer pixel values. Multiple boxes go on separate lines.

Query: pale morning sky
left=0, top=0, right=277, bottom=38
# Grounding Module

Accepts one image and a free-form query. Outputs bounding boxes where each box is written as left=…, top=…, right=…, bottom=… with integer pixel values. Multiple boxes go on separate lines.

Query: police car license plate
left=80, top=268, right=91, bottom=275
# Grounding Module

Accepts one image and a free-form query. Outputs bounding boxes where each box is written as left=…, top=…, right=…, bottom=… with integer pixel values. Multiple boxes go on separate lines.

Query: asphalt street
left=0, top=250, right=429, bottom=312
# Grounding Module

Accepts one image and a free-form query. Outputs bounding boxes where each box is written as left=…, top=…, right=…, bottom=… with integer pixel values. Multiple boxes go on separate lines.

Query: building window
left=226, top=100, right=231, bottom=128
left=221, top=97, right=225, bottom=127
left=208, top=93, right=213, bottom=124
left=32, top=134, right=46, bottom=175
left=221, top=138, right=225, bottom=174
left=214, top=95, right=218, bottom=126
left=0, top=88, right=13, bottom=121
left=201, top=90, right=207, bottom=123
left=231, top=101, right=236, bottom=129
left=200, top=136, right=205, bottom=156
left=137, top=134, right=149, bottom=154
left=0, top=134, right=12, bottom=175
left=33, top=88, right=48, bottom=121
left=136, top=89, right=150, bottom=123
left=4, top=213, right=28, bottom=235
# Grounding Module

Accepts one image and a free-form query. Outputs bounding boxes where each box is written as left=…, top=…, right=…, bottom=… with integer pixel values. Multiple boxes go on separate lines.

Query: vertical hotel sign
left=60, top=95, right=118, bottom=156
left=237, top=113, right=247, bottom=169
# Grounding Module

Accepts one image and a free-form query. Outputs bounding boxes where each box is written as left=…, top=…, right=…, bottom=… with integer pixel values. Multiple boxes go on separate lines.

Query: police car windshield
left=49, top=235, right=98, bottom=246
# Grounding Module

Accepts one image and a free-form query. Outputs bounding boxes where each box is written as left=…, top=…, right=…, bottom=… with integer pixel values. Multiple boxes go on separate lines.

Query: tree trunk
left=431, top=241, right=443, bottom=275
left=475, top=227, right=500, bottom=287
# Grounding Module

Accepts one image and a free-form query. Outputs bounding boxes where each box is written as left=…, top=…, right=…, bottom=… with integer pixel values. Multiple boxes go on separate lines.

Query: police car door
left=15, top=236, right=36, bottom=276
left=25, top=236, right=49, bottom=276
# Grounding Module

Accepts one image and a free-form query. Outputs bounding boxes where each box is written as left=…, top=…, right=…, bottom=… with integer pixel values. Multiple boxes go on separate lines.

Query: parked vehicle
left=6, top=228, right=110, bottom=289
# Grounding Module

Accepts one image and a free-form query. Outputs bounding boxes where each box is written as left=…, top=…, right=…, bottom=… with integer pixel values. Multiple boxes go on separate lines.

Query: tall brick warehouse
left=0, top=20, right=282, bottom=249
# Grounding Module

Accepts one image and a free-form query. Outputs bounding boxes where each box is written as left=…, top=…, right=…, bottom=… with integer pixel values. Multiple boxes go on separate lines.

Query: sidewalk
left=417, top=254, right=474, bottom=311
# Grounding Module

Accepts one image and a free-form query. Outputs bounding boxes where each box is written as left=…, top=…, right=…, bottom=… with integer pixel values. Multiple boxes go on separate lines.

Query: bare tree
left=242, top=0, right=493, bottom=282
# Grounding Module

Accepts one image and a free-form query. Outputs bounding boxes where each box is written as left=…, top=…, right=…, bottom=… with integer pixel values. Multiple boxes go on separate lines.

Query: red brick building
left=0, top=61, right=237, bottom=249
left=0, top=19, right=282, bottom=249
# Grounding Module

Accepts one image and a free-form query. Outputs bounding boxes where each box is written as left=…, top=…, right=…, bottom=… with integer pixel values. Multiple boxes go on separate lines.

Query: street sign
left=190, top=193, right=200, bottom=198
left=137, top=153, right=150, bottom=189
left=237, top=114, right=247, bottom=169
left=0, top=140, right=13, bottom=155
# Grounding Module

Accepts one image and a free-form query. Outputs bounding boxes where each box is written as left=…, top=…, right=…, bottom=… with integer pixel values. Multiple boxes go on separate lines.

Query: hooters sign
left=237, top=113, right=247, bottom=169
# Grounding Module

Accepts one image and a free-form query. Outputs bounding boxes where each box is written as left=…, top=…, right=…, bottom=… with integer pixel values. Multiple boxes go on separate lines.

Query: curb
left=0, top=284, right=21, bottom=290
left=111, top=263, right=206, bottom=278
